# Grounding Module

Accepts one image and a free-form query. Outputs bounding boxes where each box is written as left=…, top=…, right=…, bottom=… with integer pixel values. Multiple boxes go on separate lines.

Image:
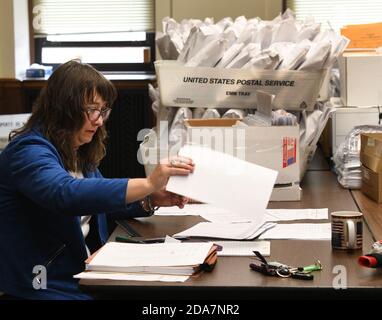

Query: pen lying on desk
left=115, top=235, right=190, bottom=244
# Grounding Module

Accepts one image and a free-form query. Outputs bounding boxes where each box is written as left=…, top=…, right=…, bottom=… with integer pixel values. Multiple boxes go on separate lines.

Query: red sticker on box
left=282, top=137, right=297, bottom=168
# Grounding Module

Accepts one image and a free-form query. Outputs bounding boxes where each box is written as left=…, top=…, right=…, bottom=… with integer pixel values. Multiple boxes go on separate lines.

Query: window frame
left=29, top=0, right=156, bottom=73
left=33, top=32, right=156, bottom=73
left=282, top=0, right=288, bottom=12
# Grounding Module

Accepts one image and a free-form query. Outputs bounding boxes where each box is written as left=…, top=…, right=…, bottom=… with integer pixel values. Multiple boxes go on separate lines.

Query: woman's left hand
left=150, top=190, right=188, bottom=209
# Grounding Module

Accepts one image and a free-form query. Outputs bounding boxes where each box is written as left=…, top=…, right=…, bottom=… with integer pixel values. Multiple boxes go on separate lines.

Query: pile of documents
left=156, top=205, right=330, bottom=242
left=74, top=242, right=218, bottom=282
left=341, top=22, right=382, bottom=49
left=166, top=144, right=278, bottom=239
left=157, top=9, right=348, bottom=71
left=163, top=144, right=331, bottom=242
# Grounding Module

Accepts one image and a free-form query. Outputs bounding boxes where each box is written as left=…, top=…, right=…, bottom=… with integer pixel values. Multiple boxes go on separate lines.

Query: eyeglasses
left=84, top=106, right=112, bottom=122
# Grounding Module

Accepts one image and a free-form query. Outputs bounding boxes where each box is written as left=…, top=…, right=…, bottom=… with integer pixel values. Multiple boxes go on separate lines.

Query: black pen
left=137, top=236, right=190, bottom=243
left=115, top=235, right=190, bottom=244
left=115, top=236, right=146, bottom=244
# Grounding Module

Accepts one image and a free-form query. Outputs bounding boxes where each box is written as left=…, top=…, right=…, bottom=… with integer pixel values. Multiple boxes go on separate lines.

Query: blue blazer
left=0, top=127, right=148, bottom=300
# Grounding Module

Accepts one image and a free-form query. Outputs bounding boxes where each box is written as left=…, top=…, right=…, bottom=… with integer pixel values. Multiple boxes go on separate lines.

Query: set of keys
left=250, top=251, right=322, bottom=280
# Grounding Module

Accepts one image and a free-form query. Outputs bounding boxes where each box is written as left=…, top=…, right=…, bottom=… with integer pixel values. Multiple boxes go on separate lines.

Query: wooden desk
left=80, top=171, right=382, bottom=299
left=306, top=146, right=330, bottom=171
left=351, top=190, right=382, bottom=241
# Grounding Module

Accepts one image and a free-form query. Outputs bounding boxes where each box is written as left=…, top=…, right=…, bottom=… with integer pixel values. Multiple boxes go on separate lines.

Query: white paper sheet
left=155, top=204, right=231, bottom=216
left=156, top=204, right=250, bottom=223
left=164, top=235, right=181, bottom=243
left=215, top=241, right=270, bottom=256
left=74, top=272, right=189, bottom=282
left=264, top=208, right=328, bottom=221
left=156, top=205, right=328, bottom=224
left=199, top=212, right=252, bottom=223
left=258, top=223, right=331, bottom=240
left=166, top=145, right=278, bottom=227
left=173, top=221, right=276, bottom=240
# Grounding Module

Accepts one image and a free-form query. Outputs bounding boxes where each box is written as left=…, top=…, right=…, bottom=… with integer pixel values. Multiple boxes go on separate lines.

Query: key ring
left=276, top=267, right=291, bottom=278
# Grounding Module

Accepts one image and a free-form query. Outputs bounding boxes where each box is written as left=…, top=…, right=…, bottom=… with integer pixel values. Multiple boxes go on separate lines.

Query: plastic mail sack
left=333, top=125, right=382, bottom=189
left=155, top=60, right=325, bottom=111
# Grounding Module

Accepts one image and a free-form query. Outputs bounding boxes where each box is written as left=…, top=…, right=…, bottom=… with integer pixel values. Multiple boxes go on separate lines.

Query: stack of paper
left=74, top=271, right=189, bottom=282
left=166, top=145, right=278, bottom=239
left=76, top=242, right=218, bottom=279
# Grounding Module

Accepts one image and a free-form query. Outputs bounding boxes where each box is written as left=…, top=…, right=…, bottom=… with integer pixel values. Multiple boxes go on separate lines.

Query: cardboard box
left=139, top=124, right=302, bottom=201
left=339, top=51, right=382, bottom=107
left=360, top=133, right=382, bottom=172
left=361, top=165, right=382, bottom=203
left=185, top=119, right=300, bottom=185
left=0, top=113, right=31, bottom=149
left=155, top=60, right=324, bottom=111
left=139, top=121, right=305, bottom=201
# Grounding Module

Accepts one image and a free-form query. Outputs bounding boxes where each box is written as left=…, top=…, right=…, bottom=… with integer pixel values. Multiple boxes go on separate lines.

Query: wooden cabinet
left=0, top=77, right=155, bottom=179
left=0, top=79, right=24, bottom=114
left=22, top=79, right=47, bottom=112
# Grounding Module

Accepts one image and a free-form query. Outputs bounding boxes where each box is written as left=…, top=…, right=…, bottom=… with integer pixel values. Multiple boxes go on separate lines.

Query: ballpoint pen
left=115, top=235, right=191, bottom=244
left=115, top=236, right=146, bottom=244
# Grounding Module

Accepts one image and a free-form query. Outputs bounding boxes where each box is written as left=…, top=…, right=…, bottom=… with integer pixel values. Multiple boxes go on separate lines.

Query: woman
left=0, top=60, right=194, bottom=300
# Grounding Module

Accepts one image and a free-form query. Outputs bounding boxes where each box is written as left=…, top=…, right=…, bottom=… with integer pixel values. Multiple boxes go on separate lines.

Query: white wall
left=0, top=0, right=30, bottom=78
left=0, top=0, right=16, bottom=78
left=13, top=0, right=30, bottom=78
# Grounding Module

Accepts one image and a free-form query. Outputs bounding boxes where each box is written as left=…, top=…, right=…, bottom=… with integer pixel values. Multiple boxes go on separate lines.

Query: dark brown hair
left=10, top=60, right=117, bottom=172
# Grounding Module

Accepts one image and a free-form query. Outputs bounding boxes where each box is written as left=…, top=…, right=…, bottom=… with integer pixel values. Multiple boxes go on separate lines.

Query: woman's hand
left=125, top=156, right=194, bottom=204
left=150, top=190, right=189, bottom=209
left=147, top=156, right=194, bottom=192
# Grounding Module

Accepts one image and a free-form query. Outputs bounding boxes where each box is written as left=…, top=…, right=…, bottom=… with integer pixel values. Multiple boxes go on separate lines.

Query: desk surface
left=306, top=146, right=330, bottom=171
left=80, top=170, right=382, bottom=299
left=351, top=190, right=382, bottom=241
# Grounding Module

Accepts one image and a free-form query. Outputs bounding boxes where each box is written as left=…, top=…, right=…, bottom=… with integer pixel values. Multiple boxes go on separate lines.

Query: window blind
left=286, top=0, right=382, bottom=31
left=32, top=0, right=155, bottom=35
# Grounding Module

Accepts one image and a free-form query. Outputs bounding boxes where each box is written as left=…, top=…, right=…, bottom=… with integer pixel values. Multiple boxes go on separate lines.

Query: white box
left=339, top=52, right=382, bottom=107
left=270, top=183, right=301, bottom=201
left=185, top=119, right=300, bottom=185
left=155, top=60, right=325, bottom=111
left=139, top=123, right=305, bottom=201
left=331, top=107, right=380, bottom=154
left=0, top=113, right=31, bottom=149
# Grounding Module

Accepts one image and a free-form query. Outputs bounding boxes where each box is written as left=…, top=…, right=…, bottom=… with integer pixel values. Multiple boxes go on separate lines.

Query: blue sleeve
left=93, top=169, right=151, bottom=219
left=10, top=137, right=148, bottom=217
